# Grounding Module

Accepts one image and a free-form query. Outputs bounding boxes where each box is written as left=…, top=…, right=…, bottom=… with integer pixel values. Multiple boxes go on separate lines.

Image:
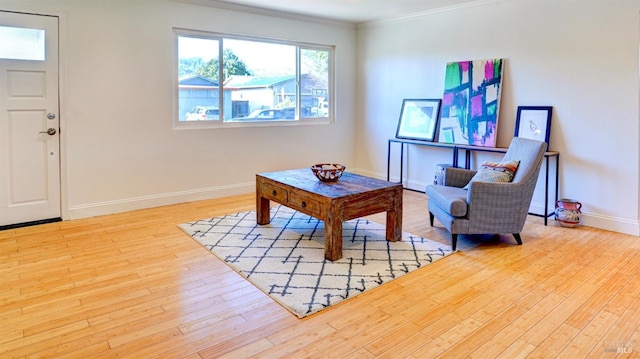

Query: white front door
left=0, top=11, right=60, bottom=227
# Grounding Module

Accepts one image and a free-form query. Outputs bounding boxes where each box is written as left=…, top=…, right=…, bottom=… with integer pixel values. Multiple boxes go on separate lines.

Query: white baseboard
left=354, top=168, right=430, bottom=192
left=577, top=212, right=639, bottom=236
left=352, top=168, right=385, bottom=180
left=67, top=170, right=640, bottom=237
left=358, top=167, right=640, bottom=237
left=68, top=182, right=254, bottom=220
left=527, top=203, right=640, bottom=236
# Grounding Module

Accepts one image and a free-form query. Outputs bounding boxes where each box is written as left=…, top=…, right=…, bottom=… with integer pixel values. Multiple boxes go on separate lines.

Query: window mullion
left=219, top=38, right=224, bottom=122
left=295, top=46, right=301, bottom=121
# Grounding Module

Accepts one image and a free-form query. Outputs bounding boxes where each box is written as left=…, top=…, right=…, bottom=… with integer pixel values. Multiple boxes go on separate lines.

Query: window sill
left=173, top=117, right=332, bottom=130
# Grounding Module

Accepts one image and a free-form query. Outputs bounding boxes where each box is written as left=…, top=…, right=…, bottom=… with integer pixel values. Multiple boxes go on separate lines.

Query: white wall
left=0, top=0, right=358, bottom=218
left=2, top=0, right=638, bottom=236
left=356, top=0, right=640, bottom=235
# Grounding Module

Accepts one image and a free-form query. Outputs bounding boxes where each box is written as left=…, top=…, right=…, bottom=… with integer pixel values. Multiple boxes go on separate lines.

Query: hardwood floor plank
left=495, top=339, right=537, bottom=359
left=2, top=320, right=90, bottom=358
left=31, top=338, right=112, bottom=359
left=216, top=338, right=274, bottom=359
left=438, top=304, right=529, bottom=357
left=0, top=190, right=638, bottom=358
left=191, top=307, right=296, bottom=358
left=560, top=309, right=620, bottom=358
left=467, top=292, right=566, bottom=359
left=362, top=321, right=423, bottom=356
left=525, top=323, right=580, bottom=358
left=145, top=315, right=249, bottom=359
left=410, top=316, right=485, bottom=358
left=266, top=322, right=336, bottom=351
left=375, top=332, right=432, bottom=358
left=565, top=272, right=631, bottom=329
left=520, top=279, right=599, bottom=343
left=601, top=296, right=640, bottom=351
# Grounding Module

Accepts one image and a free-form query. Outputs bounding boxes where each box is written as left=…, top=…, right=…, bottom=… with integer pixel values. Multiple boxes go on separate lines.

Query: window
left=176, top=29, right=333, bottom=127
left=0, top=25, right=45, bottom=61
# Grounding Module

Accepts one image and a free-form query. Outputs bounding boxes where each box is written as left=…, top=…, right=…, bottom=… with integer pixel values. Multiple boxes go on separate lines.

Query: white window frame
left=174, top=28, right=334, bottom=129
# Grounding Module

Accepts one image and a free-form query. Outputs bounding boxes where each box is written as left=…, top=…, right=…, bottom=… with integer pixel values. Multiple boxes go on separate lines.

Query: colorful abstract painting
left=438, top=59, right=504, bottom=147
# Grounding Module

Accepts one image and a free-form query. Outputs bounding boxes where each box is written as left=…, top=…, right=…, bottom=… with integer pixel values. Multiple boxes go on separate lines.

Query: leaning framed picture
left=515, top=106, right=553, bottom=150
left=395, top=98, right=441, bottom=142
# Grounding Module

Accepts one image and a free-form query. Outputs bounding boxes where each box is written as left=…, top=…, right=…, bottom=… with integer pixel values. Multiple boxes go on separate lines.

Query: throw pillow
left=463, top=160, right=520, bottom=190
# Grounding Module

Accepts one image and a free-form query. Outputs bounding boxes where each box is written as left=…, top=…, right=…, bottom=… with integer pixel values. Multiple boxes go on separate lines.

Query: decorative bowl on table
left=311, top=163, right=346, bottom=182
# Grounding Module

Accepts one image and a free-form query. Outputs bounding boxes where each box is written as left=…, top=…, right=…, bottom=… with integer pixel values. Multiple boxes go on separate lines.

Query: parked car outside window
left=245, top=109, right=283, bottom=120
left=185, top=106, right=219, bottom=121
left=320, top=102, right=328, bottom=116
left=281, top=107, right=295, bottom=119
left=232, top=107, right=296, bottom=121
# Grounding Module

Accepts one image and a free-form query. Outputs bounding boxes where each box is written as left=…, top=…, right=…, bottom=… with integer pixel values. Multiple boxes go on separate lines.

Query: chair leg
left=512, top=233, right=523, bottom=245
left=429, top=212, right=434, bottom=226
left=451, top=233, right=457, bottom=251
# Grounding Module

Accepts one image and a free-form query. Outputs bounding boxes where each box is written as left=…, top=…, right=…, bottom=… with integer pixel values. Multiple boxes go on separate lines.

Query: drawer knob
left=301, top=201, right=307, bottom=208
left=272, top=190, right=277, bottom=196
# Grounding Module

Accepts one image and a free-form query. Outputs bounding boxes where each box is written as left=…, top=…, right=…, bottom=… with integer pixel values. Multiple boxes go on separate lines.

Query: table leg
left=324, top=210, right=343, bottom=261
left=256, top=180, right=270, bottom=225
left=544, top=155, right=550, bottom=225
left=386, top=189, right=403, bottom=241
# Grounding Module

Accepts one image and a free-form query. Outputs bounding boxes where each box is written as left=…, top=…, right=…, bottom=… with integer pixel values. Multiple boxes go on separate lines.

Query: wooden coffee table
left=256, top=168, right=403, bottom=261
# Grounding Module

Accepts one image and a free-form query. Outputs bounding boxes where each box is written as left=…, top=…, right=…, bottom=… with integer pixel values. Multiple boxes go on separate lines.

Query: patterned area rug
left=179, top=206, right=453, bottom=318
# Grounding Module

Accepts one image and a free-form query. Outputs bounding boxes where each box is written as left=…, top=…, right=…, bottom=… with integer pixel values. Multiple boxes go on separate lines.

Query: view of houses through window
left=177, top=31, right=332, bottom=124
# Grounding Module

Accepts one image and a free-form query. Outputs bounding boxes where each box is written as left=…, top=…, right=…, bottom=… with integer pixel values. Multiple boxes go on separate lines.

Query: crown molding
left=171, top=0, right=356, bottom=28
left=358, top=0, right=498, bottom=28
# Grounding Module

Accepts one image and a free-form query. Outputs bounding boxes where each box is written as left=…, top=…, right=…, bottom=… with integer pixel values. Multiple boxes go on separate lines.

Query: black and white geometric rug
left=179, top=205, right=453, bottom=318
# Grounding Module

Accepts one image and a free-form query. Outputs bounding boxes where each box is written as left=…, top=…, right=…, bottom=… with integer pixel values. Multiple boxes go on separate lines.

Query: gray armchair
left=425, top=137, right=546, bottom=250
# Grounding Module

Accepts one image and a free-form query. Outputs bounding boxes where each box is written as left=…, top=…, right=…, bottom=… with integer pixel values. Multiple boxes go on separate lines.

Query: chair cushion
left=463, top=160, right=520, bottom=190
left=426, top=185, right=468, bottom=217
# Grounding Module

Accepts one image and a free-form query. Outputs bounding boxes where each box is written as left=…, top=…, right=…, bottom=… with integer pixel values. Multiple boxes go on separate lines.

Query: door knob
left=39, top=128, right=57, bottom=135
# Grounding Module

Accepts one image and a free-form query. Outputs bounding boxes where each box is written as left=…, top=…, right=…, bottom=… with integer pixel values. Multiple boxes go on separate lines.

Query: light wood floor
left=1, top=191, right=638, bottom=358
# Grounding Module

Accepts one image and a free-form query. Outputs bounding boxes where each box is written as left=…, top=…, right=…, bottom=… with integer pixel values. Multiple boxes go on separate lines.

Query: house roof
left=180, top=74, right=316, bottom=91
left=225, top=75, right=295, bottom=88
left=179, top=75, right=219, bottom=87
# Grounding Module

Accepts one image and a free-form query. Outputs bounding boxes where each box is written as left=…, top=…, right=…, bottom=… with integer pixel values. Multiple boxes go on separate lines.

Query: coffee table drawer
left=262, top=182, right=288, bottom=203
left=289, top=192, right=321, bottom=217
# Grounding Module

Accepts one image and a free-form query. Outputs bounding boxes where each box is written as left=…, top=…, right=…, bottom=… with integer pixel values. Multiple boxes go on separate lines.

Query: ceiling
left=205, top=0, right=484, bottom=24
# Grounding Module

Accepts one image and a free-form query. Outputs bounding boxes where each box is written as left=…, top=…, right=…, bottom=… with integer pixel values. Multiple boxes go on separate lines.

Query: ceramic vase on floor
left=555, top=198, right=582, bottom=227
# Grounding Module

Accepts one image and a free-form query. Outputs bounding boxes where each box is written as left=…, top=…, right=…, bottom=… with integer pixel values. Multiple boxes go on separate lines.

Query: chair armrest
left=444, top=167, right=476, bottom=188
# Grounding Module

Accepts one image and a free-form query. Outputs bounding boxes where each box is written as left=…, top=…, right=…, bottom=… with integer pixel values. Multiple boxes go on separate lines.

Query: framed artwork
left=515, top=106, right=553, bottom=150
left=438, top=58, right=504, bottom=147
left=395, top=98, right=441, bottom=142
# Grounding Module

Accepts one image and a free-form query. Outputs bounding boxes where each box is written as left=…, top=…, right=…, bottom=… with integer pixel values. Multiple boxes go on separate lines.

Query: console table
left=387, top=138, right=560, bottom=225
